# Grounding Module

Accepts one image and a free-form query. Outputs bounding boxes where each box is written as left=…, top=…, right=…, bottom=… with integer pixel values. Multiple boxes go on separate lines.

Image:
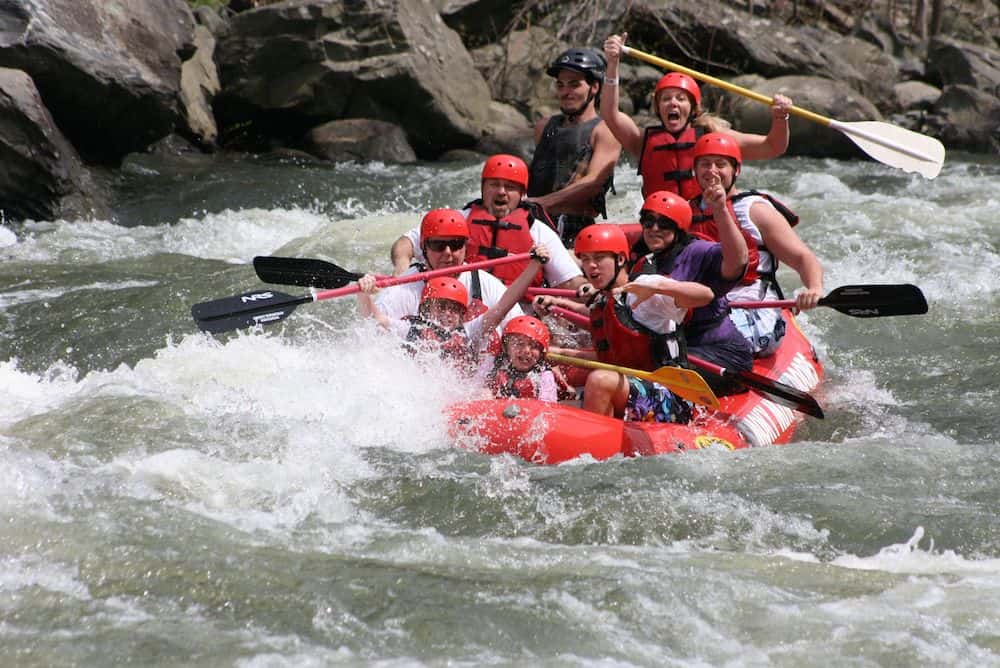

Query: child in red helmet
left=482, top=315, right=569, bottom=402
left=356, top=241, right=550, bottom=371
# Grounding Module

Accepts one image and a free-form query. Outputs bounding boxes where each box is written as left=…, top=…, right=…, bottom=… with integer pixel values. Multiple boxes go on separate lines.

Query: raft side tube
left=447, top=399, right=623, bottom=464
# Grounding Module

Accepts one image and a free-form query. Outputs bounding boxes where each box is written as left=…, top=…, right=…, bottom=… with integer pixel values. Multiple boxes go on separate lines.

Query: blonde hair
left=694, top=112, right=732, bottom=132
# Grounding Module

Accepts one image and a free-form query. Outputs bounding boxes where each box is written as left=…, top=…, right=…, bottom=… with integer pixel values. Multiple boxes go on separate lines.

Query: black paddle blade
left=190, top=289, right=311, bottom=333
left=821, top=284, right=928, bottom=318
left=253, top=256, right=362, bottom=289
left=727, top=368, right=824, bottom=419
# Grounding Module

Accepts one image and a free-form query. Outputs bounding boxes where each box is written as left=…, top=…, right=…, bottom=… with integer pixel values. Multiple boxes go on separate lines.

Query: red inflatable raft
left=448, top=310, right=823, bottom=464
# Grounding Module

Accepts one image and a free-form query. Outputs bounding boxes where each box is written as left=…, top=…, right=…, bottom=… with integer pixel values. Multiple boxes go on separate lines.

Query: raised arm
left=730, top=93, right=792, bottom=161
left=600, top=33, right=644, bottom=160
left=479, top=246, right=550, bottom=335
left=701, top=174, right=748, bottom=281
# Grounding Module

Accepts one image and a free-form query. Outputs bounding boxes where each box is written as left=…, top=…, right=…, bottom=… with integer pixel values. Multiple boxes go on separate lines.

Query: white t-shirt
left=626, top=274, right=687, bottom=333
left=624, top=275, right=687, bottom=361
left=731, top=194, right=776, bottom=275
left=374, top=266, right=523, bottom=338
left=403, top=214, right=582, bottom=287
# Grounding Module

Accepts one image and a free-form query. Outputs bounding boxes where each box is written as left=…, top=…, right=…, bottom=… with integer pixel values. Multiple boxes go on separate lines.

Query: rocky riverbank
left=0, top=0, right=997, bottom=223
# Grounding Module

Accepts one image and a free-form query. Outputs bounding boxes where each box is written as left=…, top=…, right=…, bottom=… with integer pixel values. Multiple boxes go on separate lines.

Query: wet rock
left=893, top=81, right=941, bottom=112
left=930, top=84, right=1000, bottom=154
left=180, top=25, right=221, bottom=148
left=304, top=118, right=417, bottom=163
left=0, top=68, right=107, bottom=221
left=0, top=0, right=195, bottom=165
left=214, top=0, right=492, bottom=159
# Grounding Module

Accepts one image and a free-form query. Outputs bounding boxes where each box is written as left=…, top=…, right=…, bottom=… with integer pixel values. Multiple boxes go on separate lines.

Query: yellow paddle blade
left=830, top=120, right=944, bottom=179
left=547, top=353, right=720, bottom=409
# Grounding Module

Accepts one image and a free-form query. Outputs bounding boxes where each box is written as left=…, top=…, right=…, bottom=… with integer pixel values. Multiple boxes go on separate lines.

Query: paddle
left=685, top=355, right=823, bottom=419
left=252, top=255, right=378, bottom=289
left=526, top=286, right=578, bottom=299
left=191, top=253, right=531, bottom=333
left=256, top=262, right=582, bottom=298
left=546, top=305, right=822, bottom=417
left=730, top=284, right=928, bottom=318
left=620, top=45, right=945, bottom=179
left=546, top=352, right=720, bottom=410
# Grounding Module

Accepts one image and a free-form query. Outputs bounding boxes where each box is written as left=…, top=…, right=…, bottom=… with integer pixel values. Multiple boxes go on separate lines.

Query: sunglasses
left=424, top=238, right=466, bottom=252
left=639, top=215, right=679, bottom=231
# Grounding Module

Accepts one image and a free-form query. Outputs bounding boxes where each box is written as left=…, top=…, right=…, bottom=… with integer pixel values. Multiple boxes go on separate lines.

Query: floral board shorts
left=624, top=378, right=692, bottom=424
left=729, top=306, right=786, bottom=357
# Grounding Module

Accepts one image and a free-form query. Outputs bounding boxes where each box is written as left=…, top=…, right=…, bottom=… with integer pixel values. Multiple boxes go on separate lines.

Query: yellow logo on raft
left=693, top=435, right=736, bottom=451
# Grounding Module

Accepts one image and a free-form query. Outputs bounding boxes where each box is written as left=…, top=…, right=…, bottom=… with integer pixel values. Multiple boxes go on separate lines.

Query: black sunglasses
left=425, top=238, right=466, bottom=252
left=639, top=214, right=679, bottom=231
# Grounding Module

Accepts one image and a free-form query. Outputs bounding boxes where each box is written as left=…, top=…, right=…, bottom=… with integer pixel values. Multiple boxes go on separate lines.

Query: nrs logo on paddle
left=241, top=292, right=275, bottom=302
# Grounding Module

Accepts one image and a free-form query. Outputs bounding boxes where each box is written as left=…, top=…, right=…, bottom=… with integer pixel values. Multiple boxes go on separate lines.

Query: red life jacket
left=487, top=357, right=571, bottom=400
left=688, top=196, right=760, bottom=285
left=402, top=316, right=475, bottom=367
left=465, top=201, right=553, bottom=287
left=411, top=263, right=499, bottom=354
left=588, top=293, right=685, bottom=371
left=637, top=125, right=704, bottom=200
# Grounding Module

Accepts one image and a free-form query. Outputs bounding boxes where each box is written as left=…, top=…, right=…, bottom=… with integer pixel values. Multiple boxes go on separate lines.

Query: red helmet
left=654, top=72, right=702, bottom=108
left=481, top=154, right=529, bottom=190
left=503, top=315, right=550, bottom=352
left=692, top=132, right=743, bottom=173
left=640, top=190, right=692, bottom=232
left=574, top=224, right=630, bottom=258
left=420, top=208, right=469, bottom=240
left=420, top=277, right=468, bottom=310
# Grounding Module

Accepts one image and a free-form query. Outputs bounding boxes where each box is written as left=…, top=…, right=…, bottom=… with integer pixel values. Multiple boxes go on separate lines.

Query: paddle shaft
left=331, top=253, right=530, bottom=298
left=526, top=287, right=578, bottom=299
left=730, top=283, right=928, bottom=318
left=292, top=253, right=534, bottom=302
left=621, top=45, right=940, bottom=164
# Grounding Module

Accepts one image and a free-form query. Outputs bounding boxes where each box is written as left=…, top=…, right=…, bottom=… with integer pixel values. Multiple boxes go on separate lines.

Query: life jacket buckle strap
left=478, top=246, right=509, bottom=259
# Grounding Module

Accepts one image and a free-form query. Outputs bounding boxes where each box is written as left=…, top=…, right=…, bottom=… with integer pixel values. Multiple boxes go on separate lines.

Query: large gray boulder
left=927, top=36, right=1000, bottom=92
left=471, top=26, right=559, bottom=122
left=0, top=68, right=106, bottom=221
left=929, top=84, right=1000, bottom=154
left=440, top=0, right=519, bottom=49
left=0, top=0, right=195, bottom=165
left=214, top=0, right=493, bottom=159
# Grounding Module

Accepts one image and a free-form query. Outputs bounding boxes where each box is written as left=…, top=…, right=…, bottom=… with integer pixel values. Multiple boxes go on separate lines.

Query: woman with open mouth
left=600, top=32, right=794, bottom=200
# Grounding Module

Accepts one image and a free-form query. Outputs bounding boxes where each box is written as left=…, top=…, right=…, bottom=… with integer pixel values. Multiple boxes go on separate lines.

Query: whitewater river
left=1, top=147, right=998, bottom=666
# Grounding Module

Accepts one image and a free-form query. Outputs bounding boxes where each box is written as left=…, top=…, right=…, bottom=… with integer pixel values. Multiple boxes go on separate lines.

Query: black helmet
left=546, top=48, right=606, bottom=82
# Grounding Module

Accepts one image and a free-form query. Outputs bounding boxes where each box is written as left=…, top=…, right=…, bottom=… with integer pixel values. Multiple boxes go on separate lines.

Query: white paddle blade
left=830, top=120, right=945, bottom=179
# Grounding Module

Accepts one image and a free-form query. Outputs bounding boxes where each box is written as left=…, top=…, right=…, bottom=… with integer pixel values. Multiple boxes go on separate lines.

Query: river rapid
left=1, top=148, right=998, bottom=666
